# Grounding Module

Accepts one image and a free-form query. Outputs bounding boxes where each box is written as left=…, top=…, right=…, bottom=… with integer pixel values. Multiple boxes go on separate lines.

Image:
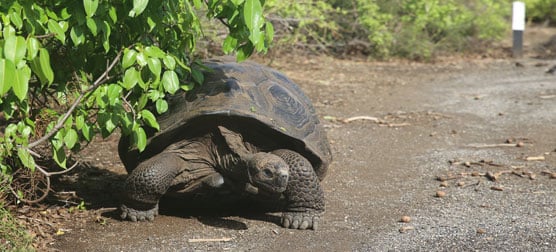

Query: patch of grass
left=0, top=176, right=34, bottom=252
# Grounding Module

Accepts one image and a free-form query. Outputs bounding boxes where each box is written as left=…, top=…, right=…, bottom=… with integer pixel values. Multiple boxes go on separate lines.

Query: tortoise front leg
left=271, top=149, right=325, bottom=230
left=121, top=153, right=182, bottom=221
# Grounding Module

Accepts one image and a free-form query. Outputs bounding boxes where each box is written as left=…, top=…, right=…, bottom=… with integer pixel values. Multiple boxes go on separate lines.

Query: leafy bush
left=263, top=0, right=338, bottom=52
left=524, top=0, right=556, bottom=24
left=384, top=0, right=509, bottom=59
left=0, top=0, right=272, bottom=199
left=265, top=0, right=510, bottom=59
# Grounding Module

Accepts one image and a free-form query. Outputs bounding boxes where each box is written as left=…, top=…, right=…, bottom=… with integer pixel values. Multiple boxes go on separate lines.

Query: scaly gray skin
left=272, top=149, right=324, bottom=230
left=120, top=126, right=325, bottom=230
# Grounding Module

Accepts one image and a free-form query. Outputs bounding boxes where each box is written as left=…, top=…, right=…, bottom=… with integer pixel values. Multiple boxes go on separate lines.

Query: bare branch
left=35, top=161, right=79, bottom=176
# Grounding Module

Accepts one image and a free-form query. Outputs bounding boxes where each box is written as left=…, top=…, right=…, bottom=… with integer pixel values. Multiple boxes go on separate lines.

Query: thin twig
left=342, top=116, right=382, bottom=123
left=188, top=238, right=232, bottom=243
left=36, top=161, right=79, bottom=176
left=466, top=143, right=521, bottom=148
left=525, top=156, right=545, bottom=161
left=34, top=33, right=56, bottom=39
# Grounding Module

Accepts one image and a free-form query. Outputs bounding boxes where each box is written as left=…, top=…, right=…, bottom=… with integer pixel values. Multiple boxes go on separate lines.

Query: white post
left=512, top=1, right=526, bottom=58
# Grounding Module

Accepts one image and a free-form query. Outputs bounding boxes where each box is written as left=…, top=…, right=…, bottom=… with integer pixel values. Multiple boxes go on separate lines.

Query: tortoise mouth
left=249, top=181, right=287, bottom=194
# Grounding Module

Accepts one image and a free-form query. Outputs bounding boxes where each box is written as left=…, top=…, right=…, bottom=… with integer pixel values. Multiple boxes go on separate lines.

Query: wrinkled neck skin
left=207, top=134, right=253, bottom=187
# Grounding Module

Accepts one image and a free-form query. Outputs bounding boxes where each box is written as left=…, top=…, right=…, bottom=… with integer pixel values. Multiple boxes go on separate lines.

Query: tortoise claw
left=120, top=203, right=159, bottom=222
left=281, top=211, right=320, bottom=230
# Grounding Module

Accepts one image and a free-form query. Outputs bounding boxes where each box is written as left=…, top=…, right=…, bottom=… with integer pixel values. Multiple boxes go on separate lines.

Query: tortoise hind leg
left=121, top=153, right=183, bottom=221
left=271, top=149, right=325, bottom=230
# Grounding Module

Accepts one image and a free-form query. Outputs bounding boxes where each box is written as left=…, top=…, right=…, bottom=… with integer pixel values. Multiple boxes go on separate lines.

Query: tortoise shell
left=119, top=58, right=331, bottom=180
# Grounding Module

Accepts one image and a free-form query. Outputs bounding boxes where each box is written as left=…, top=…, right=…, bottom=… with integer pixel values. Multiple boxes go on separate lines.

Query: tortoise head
left=218, top=126, right=289, bottom=194
left=246, top=153, right=289, bottom=193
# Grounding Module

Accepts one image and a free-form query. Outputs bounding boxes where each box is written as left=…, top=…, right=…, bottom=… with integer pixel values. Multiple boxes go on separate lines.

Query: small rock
left=456, top=181, right=465, bottom=187
left=477, top=228, right=487, bottom=234
left=436, top=191, right=446, bottom=198
left=490, top=186, right=504, bottom=191
left=399, top=226, right=414, bottom=233
left=400, top=216, right=411, bottom=223
left=486, top=171, right=499, bottom=181
left=439, top=181, right=448, bottom=187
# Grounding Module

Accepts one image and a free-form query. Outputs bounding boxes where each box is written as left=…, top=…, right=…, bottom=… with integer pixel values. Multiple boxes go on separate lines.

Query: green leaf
left=81, top=124, right=93, bottom=142
left=133, top=126, right=147, bottom=152
left=155, top=99, right=168, bottom=114
left=162, top=70, right=179, bottom=94
left=38, top=48, right=54, bottom=85
left=144, top=46, right=165, bottom=58
left=122, top=49, right=137, bottom=69
left=108, top=7, right=118, bottom=23
left=47, top=20, right=66, bottom=44
left=70, top=26, right=85, bottom=46
left=9, top=10, right=23, bottom=29
left=140, top=110, right=159, bottom=130
left=244, top=0, right=263, bottom=31
left=4, top=35, right=27, bottom=65
left=64, top=114, right=74, bottom=131
left=129, top=0, right=149, bottom=17
left=162, top=55, right=176, bottom=70
left=0, top=59, right=16, bottom=95
left=3, top=25, right=15, bottom=39
left=236, top=43, right=254, bottom=62
left=76, top=115, right=85, bottom=130
left=64, top=129, right=78, bottom=149
left=52, top=131, right=67, bottom=168
left=107, top=84, right=122, bottom=105
left=17, top=148, right=36, bottom=171
left=86, top=17, right=98, bottom=36
left=222, top=35, right=238, bottom=54
left=180, top=82, right=195, bottom=91
left=102, top=21, right=111, bottom=52
left=191, top=69, right=204, bottom=84
left=13, top=65, right=31, bottom=101
left=53, top=145, right=67, bottom=168
left=135, top=52, right=147, bottom=67
left=147, top=57, right=161, bottom=77
left=83, top=0, right=99, bottom=18
left=122, top=68, right=139, bottom=89
left=26, top=37, right=40, bottom=60
left=265, top=21, right=274, bottom=44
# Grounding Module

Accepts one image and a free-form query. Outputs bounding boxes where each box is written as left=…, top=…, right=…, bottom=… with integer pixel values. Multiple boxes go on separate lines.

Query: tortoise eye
left=262, top=168, right=273, bottom=178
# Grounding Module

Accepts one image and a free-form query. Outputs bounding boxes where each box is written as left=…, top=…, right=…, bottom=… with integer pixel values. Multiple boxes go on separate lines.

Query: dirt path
left=45, top=28, right=556, bottom=251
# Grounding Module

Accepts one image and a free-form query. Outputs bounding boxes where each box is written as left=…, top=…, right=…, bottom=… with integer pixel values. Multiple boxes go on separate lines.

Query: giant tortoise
left=118, top=58, right=332, bottom=230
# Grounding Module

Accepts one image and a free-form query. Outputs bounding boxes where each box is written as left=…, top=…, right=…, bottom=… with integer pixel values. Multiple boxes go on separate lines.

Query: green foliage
left=383, top=0, right=509, bottom=59
left=524, top=0, right=556, bottom=24
left=264, top=0, right=338, bottom=51
left=265, top=0, right=510, bottom=59
left=0, top=1, right=272, bottom=175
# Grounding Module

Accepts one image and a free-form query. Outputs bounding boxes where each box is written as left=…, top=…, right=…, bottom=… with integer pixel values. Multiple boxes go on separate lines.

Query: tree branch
left=28, top=48, right=125, bottom=149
